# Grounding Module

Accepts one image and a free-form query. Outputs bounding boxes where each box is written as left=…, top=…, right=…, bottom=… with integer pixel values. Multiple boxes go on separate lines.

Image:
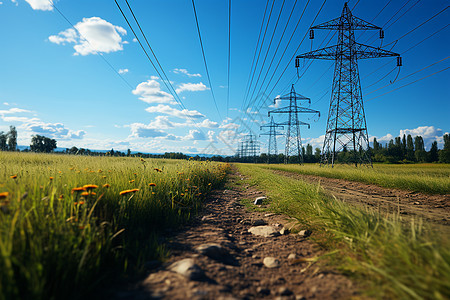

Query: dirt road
left=273, top=170, right=450, bottom=228
left=113, top=171, right=358, bottom=299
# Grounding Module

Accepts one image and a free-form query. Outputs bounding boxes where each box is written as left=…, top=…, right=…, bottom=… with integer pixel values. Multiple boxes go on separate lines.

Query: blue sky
left=0, top=0, right=448, bottom=155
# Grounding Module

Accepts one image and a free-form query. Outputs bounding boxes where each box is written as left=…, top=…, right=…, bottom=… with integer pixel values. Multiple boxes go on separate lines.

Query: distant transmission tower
left=260, top=116, right=284, bottom=163
left=296, top=2, right=401, bottom=167
left=269, top=85, right=320, bottom=164
left=237, top=133, right=260, bottom=162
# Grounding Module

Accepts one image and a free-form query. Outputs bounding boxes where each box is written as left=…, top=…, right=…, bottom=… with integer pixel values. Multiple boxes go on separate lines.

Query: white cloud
left=173, top=68, right=201, bottom=78
left=302, top=135, right=325, bottom=149
left=183, top=129, right=206, bottom=141
left=0, top=107, right=31, bottom=115
left=196, top=119, right=218, bottom=128
left=23, top=0, right=53, bottom=11
left=269, top=98, right=282, bottom=108
left=175, top=82, right=208, bottom=93
left=22, top=121, right=86, bottom=140
left=372, top=133, right=394, bottom=144
left=184, top=147, right=198, bottom=153
left=145, top=104, right=205, bottom=119
left=118, top=68, right=129, bottom=74
left=207, top=130, right=215, bottom=142
left=400, top=126, right=446, bottom=149
left=2, top=116, right=39, bottom=123
left=2, top=102, right=9, bottom=106
left=219, top=122, right=239, bottom=130
left=371, top=126, right=447, bottom=149
left=128, top=123, right=167, bottom=138
left=132, top=79, right=175, bottom=104
left=49, top=17, right=127, bottom=56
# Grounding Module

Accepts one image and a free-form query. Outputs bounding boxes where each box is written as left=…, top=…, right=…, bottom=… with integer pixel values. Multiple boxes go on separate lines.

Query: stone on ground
left=169, top=258, right=204, bottom=280
left=279, top=227, right=290, bottom=235
left=254, top=196, right=267, bottom=205
left=263, top=257, right=281, bottom=268
left=298, top=229, right=312, bottom=237
left=248, top=226, right=280, bottom=237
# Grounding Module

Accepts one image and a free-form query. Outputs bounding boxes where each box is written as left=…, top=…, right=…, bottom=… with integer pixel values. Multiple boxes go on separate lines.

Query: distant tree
left=68, top=146, right=79, bottom=155
left=127, top=149, right=131, bottom=157
left=314, top=148, right=321, bottom=162
left=7, top=126, right=17, bottom=151
left=373, top=138, right=381, bottom=152
left=414, top=136, right=426, bottom=162
left=406, top=134, right=415, bottom=161
left=414, top=136, right=425, bottom=151
left=30, top=135, right=57, bottom=153
left=401, top=134, right=407, bottom=158
left=305, top=144, right=313, bottom=162
left=439, top=134, right=450, bottom=163
left=0, top=131, right=7, bottom=151
left=428, top=141, right=439, bottom=162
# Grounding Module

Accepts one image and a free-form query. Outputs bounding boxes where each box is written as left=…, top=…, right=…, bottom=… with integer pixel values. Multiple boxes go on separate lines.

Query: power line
left=366, top=67, right=449, bottom=102
left=255, top=0, right=328, bottom=111
left=249, top=0, right=299, bottom=112
left=122, top=0, right=182, bottom=104
left=242, top=0, right=312, bottom=114
left=247, top=0, right=287, bottom=106
left=363, top=0, right=414, bottom=44
left=49, top=1, right=134, bottom=90
left=191, top=0, right=223, bottom=120
left=242, top=0, right=277, bottom=110
left=114, top=0, right=208, bottom=137
left=365, top=56, right=450, bottom=96
left=363, top=22, right=450, bottom=82
left=385, top=5, right=449, bottom=47
left=241, top=0, right=271, bottom=112
left=383, top=0, right=423, bottom=32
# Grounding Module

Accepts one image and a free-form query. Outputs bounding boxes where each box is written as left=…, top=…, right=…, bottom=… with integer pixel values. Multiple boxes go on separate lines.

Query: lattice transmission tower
left=260, top=116, right=284, bottom=163
left=236, top=133, right=260, bottom=162
left=296, top=2, right=401, bottom=167
left=269, top=85, right=320, bottom=164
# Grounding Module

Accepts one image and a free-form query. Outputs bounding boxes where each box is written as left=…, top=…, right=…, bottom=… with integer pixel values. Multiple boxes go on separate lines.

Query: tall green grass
left=0, top=152, right=229, bottom=300
left=260, top=163, right=450, bottom=194
left=237, top=164, right=450, bottom=299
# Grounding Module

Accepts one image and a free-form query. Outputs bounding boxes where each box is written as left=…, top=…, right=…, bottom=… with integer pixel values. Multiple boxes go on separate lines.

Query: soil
left=273, top=170, right=450, bottom=229
left=112, top=170, right=360, bottom=300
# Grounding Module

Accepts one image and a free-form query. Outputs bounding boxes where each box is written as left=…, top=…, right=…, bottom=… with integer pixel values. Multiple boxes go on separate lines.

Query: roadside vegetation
left=237, top=164, right=449, bottom=299
left=0, top=152, right=229, bottom=300
left=260, top=163, right=450, bottom=194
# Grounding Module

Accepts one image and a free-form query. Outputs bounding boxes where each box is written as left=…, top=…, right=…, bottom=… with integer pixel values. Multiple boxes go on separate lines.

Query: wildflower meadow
left=0, top=152, right=230, bottom=300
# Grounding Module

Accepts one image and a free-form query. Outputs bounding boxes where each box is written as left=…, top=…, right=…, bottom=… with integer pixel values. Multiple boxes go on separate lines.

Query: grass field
left=0, top=152, right=229, bottom=300
left=259, top=163, right=450, bottom=194
left=237, top=164, right=450, bottom=299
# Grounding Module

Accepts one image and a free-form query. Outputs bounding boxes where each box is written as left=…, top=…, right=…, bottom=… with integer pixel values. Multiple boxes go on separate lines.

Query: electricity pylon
left=269, top=85, right=320, bottom=164
left=260, top=116, right=284, bottom=163
left=237, top=133, right=260, bottom=162
left=296, top=2, right=401, bottom=167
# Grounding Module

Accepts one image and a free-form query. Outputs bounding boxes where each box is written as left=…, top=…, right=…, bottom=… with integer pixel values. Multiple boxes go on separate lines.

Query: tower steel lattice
left=296, top=2, right=401, bottom=167
left=237, top=133, right=260, bottom=162
left=260, top=116, right=284, bottom=163
left=269, top=85, right=320, bottom=164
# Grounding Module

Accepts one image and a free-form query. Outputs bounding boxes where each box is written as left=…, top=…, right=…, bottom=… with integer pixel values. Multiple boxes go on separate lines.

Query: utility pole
left=260, top=116, right=284, bottom=163
left=269, top=85, right=320, bottom=164
left=296, top=2, right=401, bottom=167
